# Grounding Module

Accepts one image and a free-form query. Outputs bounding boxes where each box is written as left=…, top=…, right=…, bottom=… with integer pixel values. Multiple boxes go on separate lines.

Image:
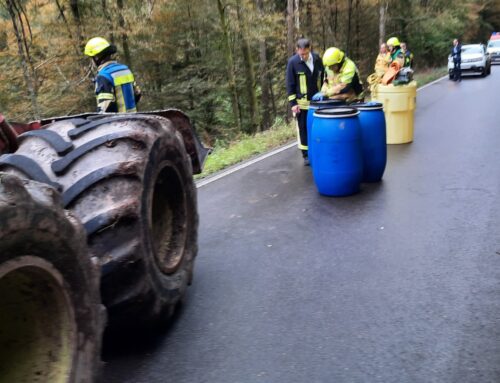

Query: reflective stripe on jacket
left=95, top=61, right=137, bottom=113
left=404, top=51, right=414, bottom=67
left=321, top=58, right=364, bottom=103
left=286, top=53, right=324, bottom=110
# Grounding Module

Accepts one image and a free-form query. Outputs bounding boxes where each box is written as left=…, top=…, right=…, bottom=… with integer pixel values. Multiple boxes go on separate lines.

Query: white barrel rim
left=313, top=110, right=360, bottom=118
left=354, top=105, right=384, bottom=111
left=309, top=101, right=347, bottom=110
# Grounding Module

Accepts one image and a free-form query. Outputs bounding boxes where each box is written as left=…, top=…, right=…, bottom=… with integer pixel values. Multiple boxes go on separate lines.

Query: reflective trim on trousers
left=296, top=116, right=308, bottom=150
left=97, top=92, right=115, bottom=101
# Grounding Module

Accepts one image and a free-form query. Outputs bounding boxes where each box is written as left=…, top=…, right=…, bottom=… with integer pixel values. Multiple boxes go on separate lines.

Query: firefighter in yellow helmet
left=386, top=37, right=405, bottom=68
left=84, top=37, right=141, bottom=113
left=312, top=47, right=364, bottom=104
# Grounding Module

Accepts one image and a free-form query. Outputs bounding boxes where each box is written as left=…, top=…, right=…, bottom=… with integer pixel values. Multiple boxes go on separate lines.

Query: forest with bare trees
left=1, top=0, right=499, bottom=144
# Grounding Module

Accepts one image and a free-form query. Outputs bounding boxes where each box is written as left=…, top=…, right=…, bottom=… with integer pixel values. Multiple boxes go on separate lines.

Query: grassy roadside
left=197, top=66, right=448, bottom=179
left=196, top=118, right=296, bottom=178
left=413, top=66, right=449, bottom=85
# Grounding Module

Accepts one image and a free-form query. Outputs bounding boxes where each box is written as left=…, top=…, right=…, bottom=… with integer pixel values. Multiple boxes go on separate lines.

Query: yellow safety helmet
left=323, top=47, right=345, bottom=67
left=84, top=37, right=111, bottom=57
left=386, top=37, right=400, bottom=47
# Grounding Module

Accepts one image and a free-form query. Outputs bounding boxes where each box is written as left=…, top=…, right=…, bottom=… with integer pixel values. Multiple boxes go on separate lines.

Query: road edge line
left=197, top=74, right=448, bottom=188
left=196, top=142, right=296, bottom=188
left=416, top=74, right=448, bottom=92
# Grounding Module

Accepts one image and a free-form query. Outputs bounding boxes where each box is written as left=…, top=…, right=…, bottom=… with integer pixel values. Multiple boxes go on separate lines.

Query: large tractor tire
left=0, top=173, right=102, bottom=383
left=0, top=114, right=198, bottom=330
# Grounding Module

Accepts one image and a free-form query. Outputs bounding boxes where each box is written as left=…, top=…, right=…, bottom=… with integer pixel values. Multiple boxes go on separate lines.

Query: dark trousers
left=296, top=108, right=308, bottom=158
left=453, top=60, right=461, bottom=80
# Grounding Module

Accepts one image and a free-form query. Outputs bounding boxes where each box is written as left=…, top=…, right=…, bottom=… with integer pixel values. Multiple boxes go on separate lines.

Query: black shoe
left=303, top=157, right=310, bottom=166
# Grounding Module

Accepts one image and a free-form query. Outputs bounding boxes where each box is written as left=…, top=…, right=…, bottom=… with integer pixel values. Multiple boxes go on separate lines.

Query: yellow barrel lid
left=376, top=81, right=418, bottom=93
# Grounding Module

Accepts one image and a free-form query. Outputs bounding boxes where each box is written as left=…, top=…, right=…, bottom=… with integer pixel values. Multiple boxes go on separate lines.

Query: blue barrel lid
left=351, top=101, right=383, bottom=111
left=309, top=99, right=346, bottom=109
left=313, top=107, right=359, bottom=118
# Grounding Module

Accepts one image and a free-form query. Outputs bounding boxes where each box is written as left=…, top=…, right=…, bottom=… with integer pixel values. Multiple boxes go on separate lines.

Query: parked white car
left=448, top=44, right=491, bottom=79
left=487, top=39, right=500, bottom=63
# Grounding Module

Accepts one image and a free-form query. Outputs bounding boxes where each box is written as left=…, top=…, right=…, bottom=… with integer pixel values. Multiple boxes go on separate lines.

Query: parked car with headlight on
left=487, top=38, right=500, bottom=63
left=448, top=44, right=491, bottom=79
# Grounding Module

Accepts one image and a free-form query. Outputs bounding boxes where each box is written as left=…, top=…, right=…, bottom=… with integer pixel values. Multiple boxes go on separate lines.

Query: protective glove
left=312, top=92, right=325, bottom=101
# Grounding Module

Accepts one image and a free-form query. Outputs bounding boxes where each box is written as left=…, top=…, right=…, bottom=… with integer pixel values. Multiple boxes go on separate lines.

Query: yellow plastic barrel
left=372, top=81, right=417, bottom=144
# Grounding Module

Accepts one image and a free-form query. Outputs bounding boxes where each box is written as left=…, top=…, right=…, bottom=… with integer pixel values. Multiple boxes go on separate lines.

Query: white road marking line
left=416, top=74, right=448, bottom=92
left=196, top=142, right=296, bottom=188
left=196, top=74, right=448, bottom=188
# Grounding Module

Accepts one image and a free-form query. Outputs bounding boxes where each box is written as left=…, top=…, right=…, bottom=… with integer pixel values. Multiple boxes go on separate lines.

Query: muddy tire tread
left=0, top=114, right=198, bottom=330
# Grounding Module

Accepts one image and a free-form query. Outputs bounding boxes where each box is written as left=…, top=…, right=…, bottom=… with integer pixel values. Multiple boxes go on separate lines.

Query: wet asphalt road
left=102, top=69, right=500, bottom=383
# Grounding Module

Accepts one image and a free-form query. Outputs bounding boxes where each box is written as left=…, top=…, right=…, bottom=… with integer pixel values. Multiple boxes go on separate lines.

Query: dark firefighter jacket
left=404, top=50, right=414, bottom=68
left=286, top=52, right=324, bottom=110
left=95, top=61, right=140, bottom=113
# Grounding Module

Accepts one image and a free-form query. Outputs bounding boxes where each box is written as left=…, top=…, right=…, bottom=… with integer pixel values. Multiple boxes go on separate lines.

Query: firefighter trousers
left=296, top=108, right=308, bottom=158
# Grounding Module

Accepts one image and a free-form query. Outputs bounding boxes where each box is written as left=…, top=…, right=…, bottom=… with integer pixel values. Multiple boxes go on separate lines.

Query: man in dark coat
left=451, top=38, right=462, bottom=81
left=286, top=38, right=324, bottom=165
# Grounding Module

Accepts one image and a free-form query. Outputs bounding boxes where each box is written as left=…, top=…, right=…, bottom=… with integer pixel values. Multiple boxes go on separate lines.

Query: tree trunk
left=346, top=0, right=353, bottom=55
left=216, top=0, right=242, bottom=131
left=294, top=0, right=300, bottom=32
left=145, top=0, right=156, bottom=17
left=116, top=0, right=132, bottom=67
left=324, top=0, right=333, bottom=46
left=304, top=0, right=312, bottom=41
left=5, top=0, right=39, bottom=119
left=379, top=0, right=388, bottom=46
left=330, top=0, right=338, bottom=42
left=186, top=1, right=202, bottom=59
left=55, top=0, right=83, bottom=58
left=399, top=0, right=411, bottom=41
left=355, top=0, right=360, bottom=59
left=269, top=76, right=277, bottom=120
left=236, top=0, right=258, bottom=133
left=287, top=0, right=295, bottom=56
left=69, top=0, right=84, bottom=48
left=255, top=0, right=271, bottom=130
left=100, top=0, right=115, bottom=44
left=319, top=0, right=326, bottom=50
left=259, top=40, right=272, bottom=130
left=286, top=0, right=296, bottom=121
left=0, top=30, right=7, bottom=51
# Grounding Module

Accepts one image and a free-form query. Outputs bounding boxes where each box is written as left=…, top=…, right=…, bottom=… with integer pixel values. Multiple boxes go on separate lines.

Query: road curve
left=102, top=69, right=500, bottom=383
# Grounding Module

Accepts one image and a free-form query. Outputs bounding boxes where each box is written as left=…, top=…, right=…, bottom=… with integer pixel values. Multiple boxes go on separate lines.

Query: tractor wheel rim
left=0, top=256, right=77, bottom=383
left=150, top=161, right=188, bottom=275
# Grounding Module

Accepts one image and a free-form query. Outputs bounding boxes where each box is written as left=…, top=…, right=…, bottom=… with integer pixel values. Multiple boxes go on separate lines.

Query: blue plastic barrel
left=352, top=102, right=387, bottom=182
left=307, top=100, right=345, bottom=165
left=311, top=107, right=362, bottom=196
